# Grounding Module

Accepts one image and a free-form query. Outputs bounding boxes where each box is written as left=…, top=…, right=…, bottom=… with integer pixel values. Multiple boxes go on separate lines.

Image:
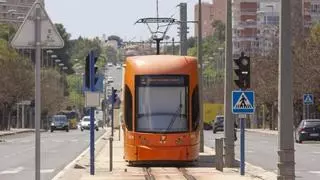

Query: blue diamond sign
left=303, top=93, right=314, bottom=105
left=232, top=91, right=255, bottom=114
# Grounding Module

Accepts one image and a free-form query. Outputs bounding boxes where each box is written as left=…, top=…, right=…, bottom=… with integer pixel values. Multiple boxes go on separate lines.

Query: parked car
left=80, top=116, right=99, bottom=131
left=50, top=115, right=69, bottom=132
left=212, top=115, right=224, bottom=133
left=295, top=119, right=320, bottom=143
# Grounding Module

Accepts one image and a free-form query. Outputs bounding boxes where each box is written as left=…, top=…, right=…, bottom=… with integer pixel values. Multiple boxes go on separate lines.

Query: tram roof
left=125, top=55, right=197, bottom=73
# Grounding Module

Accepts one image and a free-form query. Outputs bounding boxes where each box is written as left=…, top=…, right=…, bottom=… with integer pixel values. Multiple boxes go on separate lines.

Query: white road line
left=40, top=169, right=55, bottom=173
left=69, top=139, right=78, bottom=142
left=309, top=171, right=320, bottom=174
left=312, top=151, right=320, bottom=154
left=0, top=167, right=24, bottom=175
left=20, top=140, right=31, bottom=143
left=52, top=140, right=64, bottom=143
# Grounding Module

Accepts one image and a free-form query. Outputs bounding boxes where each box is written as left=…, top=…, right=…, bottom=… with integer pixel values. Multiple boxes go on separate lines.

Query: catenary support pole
left=197, top=0, right=204, bottom=153
left=277, top=0, right=295, bottom=179
left=224, top=0, right=235, bottom=167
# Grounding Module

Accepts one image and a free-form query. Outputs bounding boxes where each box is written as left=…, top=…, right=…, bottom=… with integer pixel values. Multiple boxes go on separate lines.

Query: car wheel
left=96, top=128, right=99, bottom=131
left=213, top=129, right=217, bottom=134
left=66, top=128, right=69, bottom=132
left=51, top=129, right=54, bottom=133
left=81, top=128, right=83, bottom=132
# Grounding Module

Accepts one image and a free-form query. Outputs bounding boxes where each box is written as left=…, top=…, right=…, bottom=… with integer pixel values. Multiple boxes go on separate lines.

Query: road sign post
left=89, top=50, right=96, bottom=175
left=232, top=90, right=255, bottom=176
left=10, top=1, right=64, bottom=180
left=303, top=93, right=314, bottom=119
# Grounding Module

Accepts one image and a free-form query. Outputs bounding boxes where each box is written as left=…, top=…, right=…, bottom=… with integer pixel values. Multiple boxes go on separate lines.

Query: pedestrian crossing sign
left=232, top=90, right=255, bottom=114
left=303, top=93, right=314, bottom=105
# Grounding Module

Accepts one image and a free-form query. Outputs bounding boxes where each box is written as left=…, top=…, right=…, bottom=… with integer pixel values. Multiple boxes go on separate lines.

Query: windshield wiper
left=166, top=104, right=183, bottom=131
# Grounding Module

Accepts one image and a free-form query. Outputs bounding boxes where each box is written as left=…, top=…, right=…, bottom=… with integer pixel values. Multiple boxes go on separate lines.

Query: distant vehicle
left=295, top=119, right=320, bottom=143
left=50, top=115, right=69, bottom=132
left=212, top=115, right=224, bottom=133
left=107, top=62, right=113, bottom=67
left=116, top=65, right=121, bottom=69
left=80, top=116, right=99, bottom=131
left=57, top=110, right=79, bottom=129
left=107, top=76, right=114, bottom=83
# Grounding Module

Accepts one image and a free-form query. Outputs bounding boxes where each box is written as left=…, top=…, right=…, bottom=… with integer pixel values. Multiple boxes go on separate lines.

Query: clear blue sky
left=45, top=0, right=211, bottom=41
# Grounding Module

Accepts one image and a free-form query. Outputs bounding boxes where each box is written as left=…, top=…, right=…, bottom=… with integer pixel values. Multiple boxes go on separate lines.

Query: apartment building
left=194, top=2, right=214, bottom=37
left=212, top=0, right=226, bottom=24
left=232, top=0, right=258, bottom=57
left=0, top=0, right=44, bottom=27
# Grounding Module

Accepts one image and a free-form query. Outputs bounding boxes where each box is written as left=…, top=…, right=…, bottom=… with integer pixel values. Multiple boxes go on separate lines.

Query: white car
left=116, top=64, right=121, bottom=69
left=107, top=77, right=114, bottom=83
left=107, top=63, right=113, bottom=67
left=80, top=116, right=99, bottom=131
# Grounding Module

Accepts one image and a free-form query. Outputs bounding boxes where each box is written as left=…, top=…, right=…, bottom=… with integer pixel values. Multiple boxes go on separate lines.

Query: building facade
left=0, top=0, right=44, bottom=27
left=194, top=2, right=214, bottom=37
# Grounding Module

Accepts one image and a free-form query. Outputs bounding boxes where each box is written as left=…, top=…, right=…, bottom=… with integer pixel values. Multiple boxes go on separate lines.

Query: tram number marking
left=160, top=135, right=167, bottom=144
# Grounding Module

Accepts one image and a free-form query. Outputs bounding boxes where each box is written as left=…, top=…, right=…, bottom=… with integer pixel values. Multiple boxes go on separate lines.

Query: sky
left=45, top=0, right=211, bottom=41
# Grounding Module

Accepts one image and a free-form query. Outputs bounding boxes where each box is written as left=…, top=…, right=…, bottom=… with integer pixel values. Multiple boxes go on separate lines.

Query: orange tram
left=121, top=55, right=200, bottom=165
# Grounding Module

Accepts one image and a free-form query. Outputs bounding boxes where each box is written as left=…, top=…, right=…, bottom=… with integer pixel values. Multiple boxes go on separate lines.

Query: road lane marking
left=20, top=140, right=31, bottom=143
left=70, top=139, right=78, bottom=142
left=312, top=151, right=320, bottom=154
left=41, top=169, right=55, bottom=173
left=52, top=139, right=64, bottom=143
left=309, top=171, right=320, bottom=174
left=0, top=167, right=24, bottom=174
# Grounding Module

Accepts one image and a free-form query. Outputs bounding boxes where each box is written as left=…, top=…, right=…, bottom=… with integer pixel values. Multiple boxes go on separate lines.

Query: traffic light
left=84, top=51, right=99, bottom=90
left=93, top=56, right=99, bottom=86
left=234, top=52, right=250, bottom=90
left=85, top=54, right=90, bottom=88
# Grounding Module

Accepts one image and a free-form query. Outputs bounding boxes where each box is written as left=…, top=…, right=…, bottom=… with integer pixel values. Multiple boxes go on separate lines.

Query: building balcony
left=233, top=36, right=257, bottom=41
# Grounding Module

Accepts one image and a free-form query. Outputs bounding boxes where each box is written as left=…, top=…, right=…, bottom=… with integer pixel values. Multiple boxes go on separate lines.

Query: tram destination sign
left=137, top=75, right=187, bottom=86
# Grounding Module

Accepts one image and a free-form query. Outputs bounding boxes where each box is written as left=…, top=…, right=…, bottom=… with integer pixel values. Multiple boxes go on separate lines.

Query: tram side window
left=124, top=85, right=133, bottom=131
left=192, top=86, right=199, bottom=131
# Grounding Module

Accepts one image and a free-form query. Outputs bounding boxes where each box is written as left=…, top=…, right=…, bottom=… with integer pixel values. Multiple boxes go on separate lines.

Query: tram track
left=143, top=167, right=196, bottom=180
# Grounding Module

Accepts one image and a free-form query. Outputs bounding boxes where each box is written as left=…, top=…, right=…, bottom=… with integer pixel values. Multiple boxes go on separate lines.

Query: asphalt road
left=204, top=130, right=320, bottom=180
left=0, top=129, right=105, bottom=180
left=106, top=65, right=122, bottom=90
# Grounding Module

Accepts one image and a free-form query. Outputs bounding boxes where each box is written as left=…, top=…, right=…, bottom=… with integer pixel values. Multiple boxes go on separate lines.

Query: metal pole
left=111, top=87, right=114, bottom=137
left=156, top=39, right=161, bottom=55
left=17, top=104, right=20, bottom=128
left=172, top=38, right=175, bottom=55
left=240, top=116, right=245, bottom=175
left=89, top=51, right=95, bottom=175
left=197, top=0, right=204, bottom=153
left=109, top=136, right=113, bottom=171
left=224, top=0, right=235, bottom=167
left=22, top=104, right=25, bottom=128
left=35, top=7, right=41, bottom=180
left=278, top=0, right=295, bottom=179
left=179, top=3, right=187, bottom=56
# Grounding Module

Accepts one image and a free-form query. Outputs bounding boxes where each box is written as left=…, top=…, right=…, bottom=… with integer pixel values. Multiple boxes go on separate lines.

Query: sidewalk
left=244, top=128, right=278, bottom=135
left=0, top=128, right=41, bottom=137
left=53, top=127, right=276, bottom=180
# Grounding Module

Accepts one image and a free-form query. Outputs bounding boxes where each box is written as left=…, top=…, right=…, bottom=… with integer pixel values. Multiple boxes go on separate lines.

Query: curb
left=243, top=129, right=278, bottom=135
left=0, top=129, right=47, bottom=137
left=204, top=145, right=277, bottom=180
left=51, top=129, right=109, bottom=180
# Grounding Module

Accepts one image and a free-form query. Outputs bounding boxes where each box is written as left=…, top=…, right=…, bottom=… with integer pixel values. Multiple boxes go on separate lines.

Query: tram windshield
left=136, top=75, right=188, bottom=133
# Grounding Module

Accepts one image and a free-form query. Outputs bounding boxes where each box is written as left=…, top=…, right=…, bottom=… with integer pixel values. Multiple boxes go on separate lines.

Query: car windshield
left=216, top=117, right=224, bottom=123
left=53, top=116, right=67, bottom=122
left=83, top=118, right=90, bottom=122
left=305, top=120, right=320, bottom=127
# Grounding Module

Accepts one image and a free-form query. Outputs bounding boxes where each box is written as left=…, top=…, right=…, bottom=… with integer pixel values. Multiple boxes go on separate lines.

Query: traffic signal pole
left=89, top=50, right=95, bottom=175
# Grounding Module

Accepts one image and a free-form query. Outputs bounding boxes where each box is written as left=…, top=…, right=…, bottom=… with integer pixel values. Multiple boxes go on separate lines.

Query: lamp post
left=46, top=50, right=53, bottom=67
